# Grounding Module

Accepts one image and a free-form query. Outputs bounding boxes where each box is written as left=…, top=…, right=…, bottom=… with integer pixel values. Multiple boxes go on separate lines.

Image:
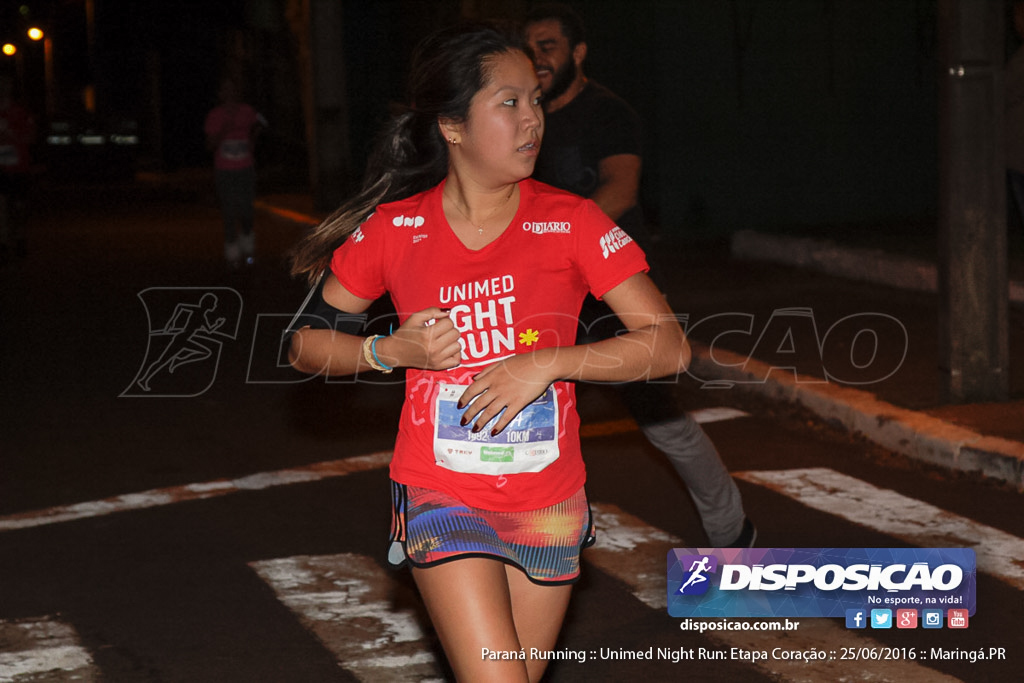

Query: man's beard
left=543, top=57, right=577, bottom=104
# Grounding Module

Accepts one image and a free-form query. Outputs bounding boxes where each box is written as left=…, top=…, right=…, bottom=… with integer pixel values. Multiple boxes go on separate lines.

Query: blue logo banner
left=667, top=548, right=976, bottom=618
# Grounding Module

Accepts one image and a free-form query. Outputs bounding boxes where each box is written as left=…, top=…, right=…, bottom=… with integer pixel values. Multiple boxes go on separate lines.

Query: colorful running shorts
left=387, top=481, right=595, bottom=585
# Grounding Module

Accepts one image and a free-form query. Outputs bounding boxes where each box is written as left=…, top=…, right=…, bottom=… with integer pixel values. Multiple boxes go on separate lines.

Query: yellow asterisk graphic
left=518, top=328, right=540, bottom=346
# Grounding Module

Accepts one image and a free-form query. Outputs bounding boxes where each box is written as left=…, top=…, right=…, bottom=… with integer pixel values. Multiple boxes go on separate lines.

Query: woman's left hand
left=457, top=352, right=555, bottom=435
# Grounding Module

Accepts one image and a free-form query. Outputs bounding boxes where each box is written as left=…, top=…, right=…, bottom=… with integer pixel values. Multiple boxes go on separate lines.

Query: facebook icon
left=845, top=609, right=867, bottom=629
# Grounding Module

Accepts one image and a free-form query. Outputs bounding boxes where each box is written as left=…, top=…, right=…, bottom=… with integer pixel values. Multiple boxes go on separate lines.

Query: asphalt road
left=1, top=174, right=1022, bottom=682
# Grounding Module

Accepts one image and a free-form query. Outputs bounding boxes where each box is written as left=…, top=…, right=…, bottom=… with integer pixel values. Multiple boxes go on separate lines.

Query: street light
left=3, top=26, right=52, bottom=117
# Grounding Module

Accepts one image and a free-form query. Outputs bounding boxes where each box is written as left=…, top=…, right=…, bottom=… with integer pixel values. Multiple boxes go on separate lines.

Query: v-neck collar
left=438, top=179, right=525, bottom=254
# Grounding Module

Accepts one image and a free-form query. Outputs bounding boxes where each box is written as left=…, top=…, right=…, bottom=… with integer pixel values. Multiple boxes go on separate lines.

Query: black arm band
left=284, top=274, right=367, bottom=342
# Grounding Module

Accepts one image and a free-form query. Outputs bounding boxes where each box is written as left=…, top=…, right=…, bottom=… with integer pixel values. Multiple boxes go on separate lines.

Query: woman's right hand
left=377, top=307, right=462, bottom=370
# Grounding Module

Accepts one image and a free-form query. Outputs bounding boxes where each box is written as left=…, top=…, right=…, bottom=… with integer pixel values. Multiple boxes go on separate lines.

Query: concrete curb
left=688, top=343, right=1024, bottom=490
left=731, top=229, right=1024, bottom=306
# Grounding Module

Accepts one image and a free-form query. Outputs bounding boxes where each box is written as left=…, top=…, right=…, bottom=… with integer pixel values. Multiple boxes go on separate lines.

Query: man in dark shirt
left=526, top=3, right=756, bottom=547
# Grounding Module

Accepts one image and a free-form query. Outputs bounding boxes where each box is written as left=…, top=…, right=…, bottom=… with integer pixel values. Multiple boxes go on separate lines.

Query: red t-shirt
left=203, top=103, right=258, bottom=170
left=331, top=178, right=649, bottom=511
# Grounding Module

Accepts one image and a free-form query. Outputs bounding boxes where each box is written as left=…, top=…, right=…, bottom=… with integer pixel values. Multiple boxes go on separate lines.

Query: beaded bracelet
left=362, top=335, right=394, bottom=373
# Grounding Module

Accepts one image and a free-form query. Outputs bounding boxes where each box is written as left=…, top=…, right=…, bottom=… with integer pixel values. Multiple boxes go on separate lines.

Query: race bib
left=219, top=139, right=251, bottom=161
left=433, top=383, right=560, bottom=475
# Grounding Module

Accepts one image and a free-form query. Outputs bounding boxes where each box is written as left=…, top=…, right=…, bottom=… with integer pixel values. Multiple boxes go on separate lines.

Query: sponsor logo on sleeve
left=599, top=226, right=633, bottom=259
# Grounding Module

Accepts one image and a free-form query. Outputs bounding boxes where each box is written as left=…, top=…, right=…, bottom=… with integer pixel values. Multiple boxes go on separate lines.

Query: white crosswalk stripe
left=737, top=467, right=1024, bottom=590
left=0, top=452, right=393, bottom=533
left=249, top=554, right=443, bottom=683
left=0, top=617, right=97, bottom=682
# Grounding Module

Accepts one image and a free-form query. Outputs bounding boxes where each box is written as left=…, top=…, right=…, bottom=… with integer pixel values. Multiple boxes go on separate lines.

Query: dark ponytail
left=290, top=21, right=524, bottom=283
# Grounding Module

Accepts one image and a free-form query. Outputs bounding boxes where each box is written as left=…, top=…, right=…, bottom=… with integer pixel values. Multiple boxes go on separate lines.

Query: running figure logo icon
left=122, top=288, right=242, bottom=397
left=677, top=554, right=718, bottom=596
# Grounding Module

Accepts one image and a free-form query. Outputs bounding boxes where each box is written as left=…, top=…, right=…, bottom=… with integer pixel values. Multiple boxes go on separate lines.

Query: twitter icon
left=870, top=609, right=892, bottom=629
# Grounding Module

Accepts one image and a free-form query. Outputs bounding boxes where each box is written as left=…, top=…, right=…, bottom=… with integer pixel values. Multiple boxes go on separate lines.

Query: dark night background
left=2, top=0, right=1022, bottom=240
left=2, top=6, right=1023, bottom=677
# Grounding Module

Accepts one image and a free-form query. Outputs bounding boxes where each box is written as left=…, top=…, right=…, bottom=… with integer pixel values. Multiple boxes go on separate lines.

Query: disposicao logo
left=667, top=548, right=976, bottom=619
left=676, top=555, right=718, bottom=596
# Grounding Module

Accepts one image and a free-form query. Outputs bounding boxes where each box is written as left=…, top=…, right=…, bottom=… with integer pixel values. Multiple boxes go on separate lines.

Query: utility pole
left=937, top=0, right=1009, bottom=402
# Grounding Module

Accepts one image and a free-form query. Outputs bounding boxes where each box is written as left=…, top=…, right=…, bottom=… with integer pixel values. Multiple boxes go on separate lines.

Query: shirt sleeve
left=329, top=213, right=389, bottom=301
left=573, top=199, right=649, bottom=299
